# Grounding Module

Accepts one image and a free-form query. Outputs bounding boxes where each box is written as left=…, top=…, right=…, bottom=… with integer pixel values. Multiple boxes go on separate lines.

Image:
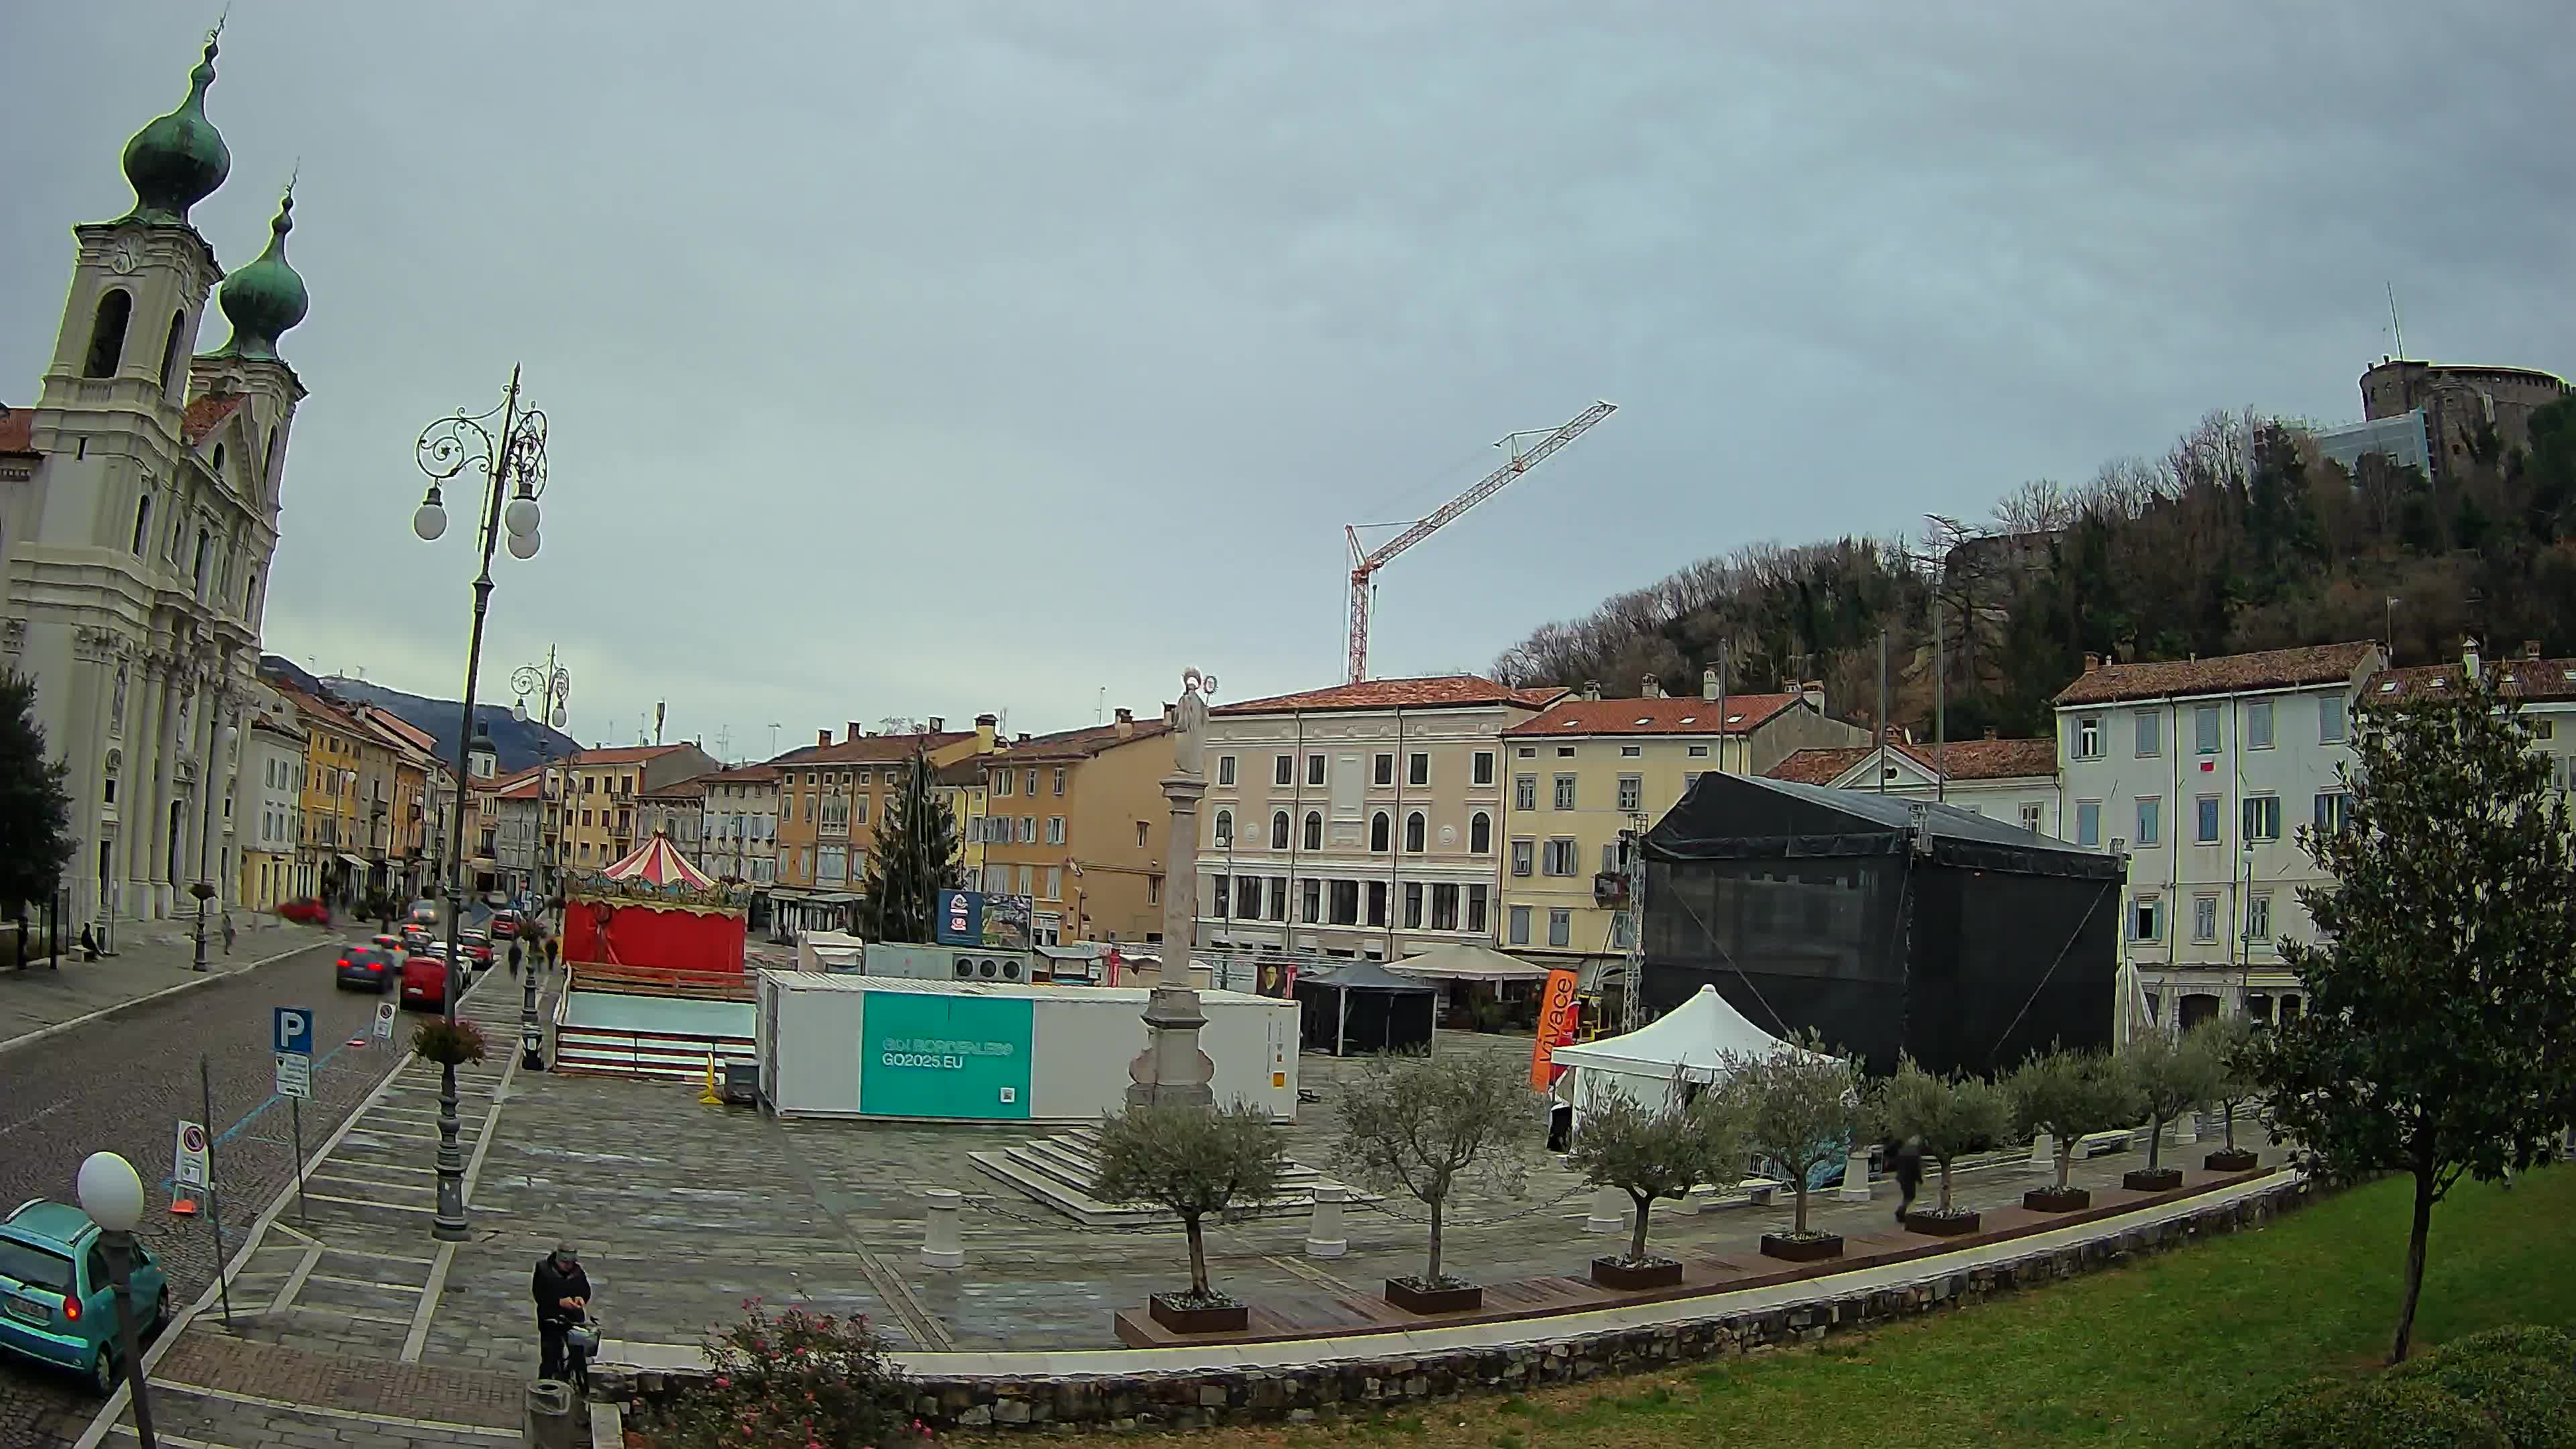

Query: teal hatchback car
left=0, top=1199, right=168, bottom=1393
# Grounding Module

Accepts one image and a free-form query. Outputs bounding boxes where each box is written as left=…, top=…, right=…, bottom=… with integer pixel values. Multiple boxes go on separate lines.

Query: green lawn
left=1201, top=1165, right=2574, bottom=1449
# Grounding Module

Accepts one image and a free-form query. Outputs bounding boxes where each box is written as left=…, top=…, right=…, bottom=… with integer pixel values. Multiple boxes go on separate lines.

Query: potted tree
left=1332, top=1051, right=1534, bottom=1313
left=1723, top=1030, right=1864, bottom=1263
left=2008, top=1047, right=2140, bottom=1212
left=1093, top=1100, right=1286, bottom=1335
left=1872, top=1056, right=2011, bottom=1236
left=2122, top=1024, right=2222, bottom=1191
left=2197, top=1017, right=2263, bottom=1172
left=1565, top=1086, right=1742, bottom=1289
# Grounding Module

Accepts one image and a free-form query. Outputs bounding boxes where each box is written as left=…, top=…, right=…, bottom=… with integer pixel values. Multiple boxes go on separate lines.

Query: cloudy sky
left=5, top=3, right=2565, bottom=757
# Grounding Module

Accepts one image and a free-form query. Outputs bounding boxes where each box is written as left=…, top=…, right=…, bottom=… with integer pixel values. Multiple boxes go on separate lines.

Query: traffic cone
left=170, top=1187, right=199, bottom=1218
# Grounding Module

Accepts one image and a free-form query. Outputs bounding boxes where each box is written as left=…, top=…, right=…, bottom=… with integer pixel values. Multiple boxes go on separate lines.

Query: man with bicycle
left=532, top=1241, right=592, bottom=1382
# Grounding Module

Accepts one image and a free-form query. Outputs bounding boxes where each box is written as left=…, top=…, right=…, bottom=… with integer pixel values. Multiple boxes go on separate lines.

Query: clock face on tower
left=109, top=235, right=143, bottom=275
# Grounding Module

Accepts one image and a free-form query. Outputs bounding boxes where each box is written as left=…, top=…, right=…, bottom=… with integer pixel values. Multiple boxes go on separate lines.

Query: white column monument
left=1127, top=668, right=1219, bottom=1110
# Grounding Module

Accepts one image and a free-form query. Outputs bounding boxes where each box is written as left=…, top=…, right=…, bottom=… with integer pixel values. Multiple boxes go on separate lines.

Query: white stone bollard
left=1584, top=1185, right=1627, bottom=1234
left=1305, top=1185, right=1349, bottom=1258
left=2028, top=1131, right=2055, bottom=1169
left=2173, top=1110, right=2198, bottom=1146
left=921, top=1187, right=964, bottom=1269
left=1837, top=1150, right=1873, bottom=1203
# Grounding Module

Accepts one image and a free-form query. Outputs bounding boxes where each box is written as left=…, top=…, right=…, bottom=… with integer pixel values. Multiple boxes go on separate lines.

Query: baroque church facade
left=0, top=30, right=313, bottom=935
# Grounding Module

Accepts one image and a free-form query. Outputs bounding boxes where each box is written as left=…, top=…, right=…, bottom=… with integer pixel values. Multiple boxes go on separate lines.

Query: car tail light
left=62, top=1297, right=77, bottom=1322
left=338, top=958, right=351, bottom=969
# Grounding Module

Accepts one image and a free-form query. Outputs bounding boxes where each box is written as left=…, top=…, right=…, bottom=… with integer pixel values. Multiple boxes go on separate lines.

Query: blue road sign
left=272, top=1006, right=314, bottom=1057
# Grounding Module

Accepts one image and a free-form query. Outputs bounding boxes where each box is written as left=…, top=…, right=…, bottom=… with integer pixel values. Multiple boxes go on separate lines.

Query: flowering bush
left=645, top=1298, right=911, bottom=1448
left=410, top=1017, right=488, bottom=1066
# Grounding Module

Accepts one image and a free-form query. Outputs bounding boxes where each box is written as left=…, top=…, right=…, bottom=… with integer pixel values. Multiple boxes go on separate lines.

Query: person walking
left=531, top=1242, right=591, bottom=1381
left=1887, top=1134, right=1925, bottom=1223
left=221, top=912, right=236, bottom=955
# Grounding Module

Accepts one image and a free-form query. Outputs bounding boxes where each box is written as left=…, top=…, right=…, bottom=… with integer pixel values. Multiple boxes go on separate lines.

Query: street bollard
left=921, top=1187, right=964, bottom=1269
left=1584, top=1185, right=1626, bottom=1234
left=524, top=1378, right=577, bottom=1449
left=2173, top=1110, right=2198, bottom=1146
left=1837, top=1150, right=1872, bottom=1203
left=1304, top=1184, right=1348, bottom=1258
left=2028, top=1131, right=2055, bottom=1169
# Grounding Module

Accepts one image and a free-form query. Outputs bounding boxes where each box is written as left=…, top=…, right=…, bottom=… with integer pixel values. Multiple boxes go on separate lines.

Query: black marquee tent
left=1293, top=959, right=1438, bottom=1056
left=1640, top=772, right=2122, bottom=1077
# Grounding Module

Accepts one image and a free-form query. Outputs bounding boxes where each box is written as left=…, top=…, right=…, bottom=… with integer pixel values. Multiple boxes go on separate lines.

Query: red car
left=399, top=955, right=449, bottom=1010
left=278, top=898, right=332, bottom=926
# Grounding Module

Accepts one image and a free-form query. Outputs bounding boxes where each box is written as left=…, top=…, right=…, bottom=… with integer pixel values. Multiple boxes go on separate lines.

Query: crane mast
left=1344, top=400, right=1617, bottom=683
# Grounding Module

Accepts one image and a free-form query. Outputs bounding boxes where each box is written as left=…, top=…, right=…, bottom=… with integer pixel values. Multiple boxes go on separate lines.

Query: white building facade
left=698, top=765, right=780, bottom=885
left=1195, top=676, right=1562, bottom=961
left=2, top=34, right=311, bottom=934
left=2053, top=642, right=2383, bottom=1031
left=239, top=700, right=303, bottom=910
left=1768, top=736, right=2063, bottom=837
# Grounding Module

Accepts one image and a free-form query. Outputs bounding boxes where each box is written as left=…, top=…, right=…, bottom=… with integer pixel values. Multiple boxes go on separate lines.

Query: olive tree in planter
left=1093, top=1100, right=1287, bottom=1335
left=2122, top=1024, right=2224, bottom=1191
left=1564, top=1086, right=1744, bottom=1289
left=2196, top=1017, right=2263, bottom=1172
left=1870, top=1056, right=2011, bottom=1236
left=1721, top=1030, right=1864, bottom=1263
left=2007, top=1047, right=2141, bottom=1212
left=1332, top=1049, right=1535, bottom=1314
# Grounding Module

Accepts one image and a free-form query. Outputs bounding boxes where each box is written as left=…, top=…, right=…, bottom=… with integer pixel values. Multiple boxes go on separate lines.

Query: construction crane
left=1344, top=400, right=1617, bottom=683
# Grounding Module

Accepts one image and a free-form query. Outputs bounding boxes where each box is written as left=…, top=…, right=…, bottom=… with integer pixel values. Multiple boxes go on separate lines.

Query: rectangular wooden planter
left=2023, top=1186, right=2092, bottom=1212
left=1759, top=1232, right=1844, bottom=1263
left=1148, top=1293, right=1248, bottom=1335
left=1902, top=1209, right=1981, bottom=1236
left=2204, top=1148, right=2260, bottom=1172
left=1590, top=1255, right=1684, bottom=1291
left=2123, top=1167, right=2185, bottom=1193
left=1383, top=1278, right=1483, bottom=1315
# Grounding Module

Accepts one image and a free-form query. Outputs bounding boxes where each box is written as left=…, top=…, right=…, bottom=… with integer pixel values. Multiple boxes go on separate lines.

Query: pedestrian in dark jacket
left=1887, top=1135, right=1925, bottom=1222
left=531, top=1242, right=591, bottom=1381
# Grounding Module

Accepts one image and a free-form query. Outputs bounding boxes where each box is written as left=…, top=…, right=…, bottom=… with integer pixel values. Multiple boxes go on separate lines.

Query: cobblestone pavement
left=77, top=1016, right=2279, bottom=1446
left=0, top=916, right=329, bottom=1051
left=36, top=956, right=534, bottom=1448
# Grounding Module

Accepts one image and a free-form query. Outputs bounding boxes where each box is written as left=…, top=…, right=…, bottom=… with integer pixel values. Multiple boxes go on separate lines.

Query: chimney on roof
left=1701, top=667, right=1719, bottom=702
left=1581, top=680, right=1602, bottom=701
left=2463, top=637, right=2481, bottom=681
left=849, top=721, right=864, bottom=741
left=1983, top=727, right=1998, bottom=740
left=1642, top=676, right=1664, bottom=698
left=1016, top=733, right=1030, bottom=745
left=1114, top=707, right=1134, bottom=738
left=1801, top=680, right=1826, bottom=712
left=975, top=714, right=997, bottom=750
left=929, top=716, right=945, bottom=733
left=2083, top=652, right=2101, bottom=674
left=2524, top=641, right=2542, bottom=661
left=818, top=728, right=831, bottom=747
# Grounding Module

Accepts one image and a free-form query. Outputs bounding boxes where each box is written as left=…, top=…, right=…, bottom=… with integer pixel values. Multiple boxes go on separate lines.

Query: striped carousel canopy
left=598, top=832, right=714, bottom=891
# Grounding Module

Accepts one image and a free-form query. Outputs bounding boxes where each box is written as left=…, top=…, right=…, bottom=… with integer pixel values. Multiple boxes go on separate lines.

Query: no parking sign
left=173, top=1120, right=209, bottom=1189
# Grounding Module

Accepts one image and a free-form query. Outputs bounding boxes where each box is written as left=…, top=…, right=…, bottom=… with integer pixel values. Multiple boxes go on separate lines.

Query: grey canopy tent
left=1642, top=771, right=2123, bottom=1076
left=1294, top=959, right=1438, bottom=1055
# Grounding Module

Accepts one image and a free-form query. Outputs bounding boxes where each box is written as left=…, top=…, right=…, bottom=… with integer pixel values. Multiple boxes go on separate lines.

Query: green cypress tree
left=857, top=748, right=963, bottom=943
left=0, top=669, right=75, bottom=925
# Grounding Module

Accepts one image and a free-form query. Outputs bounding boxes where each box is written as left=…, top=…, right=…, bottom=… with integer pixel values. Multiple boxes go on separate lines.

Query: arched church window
left=156, top=311, right=186, bottom=396
left=85, top=290, right=133, bottom=378
left=129, top=495, right=152, bottom=555
left=211, top=443, right=225, bottom=478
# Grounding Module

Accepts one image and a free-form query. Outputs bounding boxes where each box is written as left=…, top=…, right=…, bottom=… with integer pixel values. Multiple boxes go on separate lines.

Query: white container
left=757, top=972, right=1299, bottom=1123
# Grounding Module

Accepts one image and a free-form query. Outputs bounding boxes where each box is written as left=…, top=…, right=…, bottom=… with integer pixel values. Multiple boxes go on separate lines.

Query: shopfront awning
left=336, top=853, right=369, bottom=869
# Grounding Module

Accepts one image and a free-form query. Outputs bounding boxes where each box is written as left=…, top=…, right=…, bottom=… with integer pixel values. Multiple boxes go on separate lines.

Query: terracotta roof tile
left=698, top=764, right=781, bottom=784
left=571, top=744, right=692, bottom=766
left=639, top=778, right=709, bottom=799
left=1503, top=694, right=1803, bottom=737
left=765, top=732, right=973, bottom=768
left=1000, top=719, right=1172, bottom=761
left=1766, top=737, right=2059, bottom=786
left=180, top=392, right=248, bottom=445
left=0, top=405, right=34, bottom=456
left=2053, top=642, right=2380, bottom=706
left=1214, top=676, right=1566, bottom=716
left=2373, top=656, right=2576, bottom=704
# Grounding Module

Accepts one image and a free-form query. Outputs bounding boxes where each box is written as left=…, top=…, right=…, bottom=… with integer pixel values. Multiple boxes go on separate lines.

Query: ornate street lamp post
left=411, top=366, right=549, bottom=1242
left=76, top=1152, right=157, bottom=1446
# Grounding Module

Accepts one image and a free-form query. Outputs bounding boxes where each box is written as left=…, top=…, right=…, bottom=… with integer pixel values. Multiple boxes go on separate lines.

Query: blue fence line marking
left=156, top=1033, right=378, bottom=1195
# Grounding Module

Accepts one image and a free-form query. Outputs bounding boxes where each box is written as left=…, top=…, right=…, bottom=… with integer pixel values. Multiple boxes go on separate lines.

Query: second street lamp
left=411, top=365, right=549, bottom=1243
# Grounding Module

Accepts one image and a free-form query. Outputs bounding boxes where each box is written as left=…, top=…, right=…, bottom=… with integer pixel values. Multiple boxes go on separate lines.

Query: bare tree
left=1094, top=1102, right=1287, bottom=1305
left=1332, top=1051, right=1536, bottom=1288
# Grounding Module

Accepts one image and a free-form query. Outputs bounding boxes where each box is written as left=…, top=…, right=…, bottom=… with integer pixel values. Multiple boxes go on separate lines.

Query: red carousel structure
left=551, top=830, right=758, bottom=1081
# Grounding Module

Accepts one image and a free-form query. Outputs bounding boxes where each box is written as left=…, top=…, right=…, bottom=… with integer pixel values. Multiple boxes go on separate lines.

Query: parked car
left=399, top=955, right=449, bottom=1010
left=406, top=899, right=441, bottom=928
left=336, top=945, right=397, bottom=991
left=278, top=898, right=331, bottom=926
left=489, top=910, right=521, bottom=941
left=458, top=929, right=494, bottom=971
left=370, top=932, right=405, bottom=953
left=0, top=1199, right=168, bottom=1393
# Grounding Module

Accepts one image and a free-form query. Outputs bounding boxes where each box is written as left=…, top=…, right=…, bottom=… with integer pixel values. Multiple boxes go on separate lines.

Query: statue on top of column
left=1172, top=667, right=1216, bottom=776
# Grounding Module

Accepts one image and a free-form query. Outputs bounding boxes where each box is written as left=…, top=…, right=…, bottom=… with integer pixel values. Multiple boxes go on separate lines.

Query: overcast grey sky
left=6, top=3, right=2567, bottom=757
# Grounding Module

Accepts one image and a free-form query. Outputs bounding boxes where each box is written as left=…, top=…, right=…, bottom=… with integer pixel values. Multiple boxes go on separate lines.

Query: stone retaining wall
left=598, top=1177, right=2312, bottom=1435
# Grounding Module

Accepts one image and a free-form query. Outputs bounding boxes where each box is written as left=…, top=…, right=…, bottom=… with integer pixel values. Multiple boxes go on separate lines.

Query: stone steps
left=968, top=1127, right=1360, bottom=1228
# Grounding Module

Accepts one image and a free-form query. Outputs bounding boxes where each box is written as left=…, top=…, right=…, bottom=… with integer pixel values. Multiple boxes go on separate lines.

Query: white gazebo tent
left=1386, top=942, right=1553, bottom=984
left=1547, top=984, right=1828, bottom=1123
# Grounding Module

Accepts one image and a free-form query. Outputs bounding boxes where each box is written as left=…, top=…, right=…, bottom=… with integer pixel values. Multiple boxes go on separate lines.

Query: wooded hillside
left=1491, top=396, right=2576, bottom=741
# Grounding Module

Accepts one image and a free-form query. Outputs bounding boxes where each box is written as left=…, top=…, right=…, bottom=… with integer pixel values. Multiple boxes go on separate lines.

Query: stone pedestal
left=1584, top=1186, right=1627, bottom=1234
left=2172, top=1111, right=2198, bottom=1146
left=920, top=1187, right=963, bottom=1269
left=2028, top=1131, right=2055, bottom=1169
left=1304, top=1184, right=1348, bottom=1258
left=1837, top=1150, right=1873, bottom=1203
left=1126, top=985, right=1216, bottom=1110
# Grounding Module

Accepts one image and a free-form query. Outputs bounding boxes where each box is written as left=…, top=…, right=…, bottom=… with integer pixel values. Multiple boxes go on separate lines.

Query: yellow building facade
left=975, top=710, right=1171, bottom=946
